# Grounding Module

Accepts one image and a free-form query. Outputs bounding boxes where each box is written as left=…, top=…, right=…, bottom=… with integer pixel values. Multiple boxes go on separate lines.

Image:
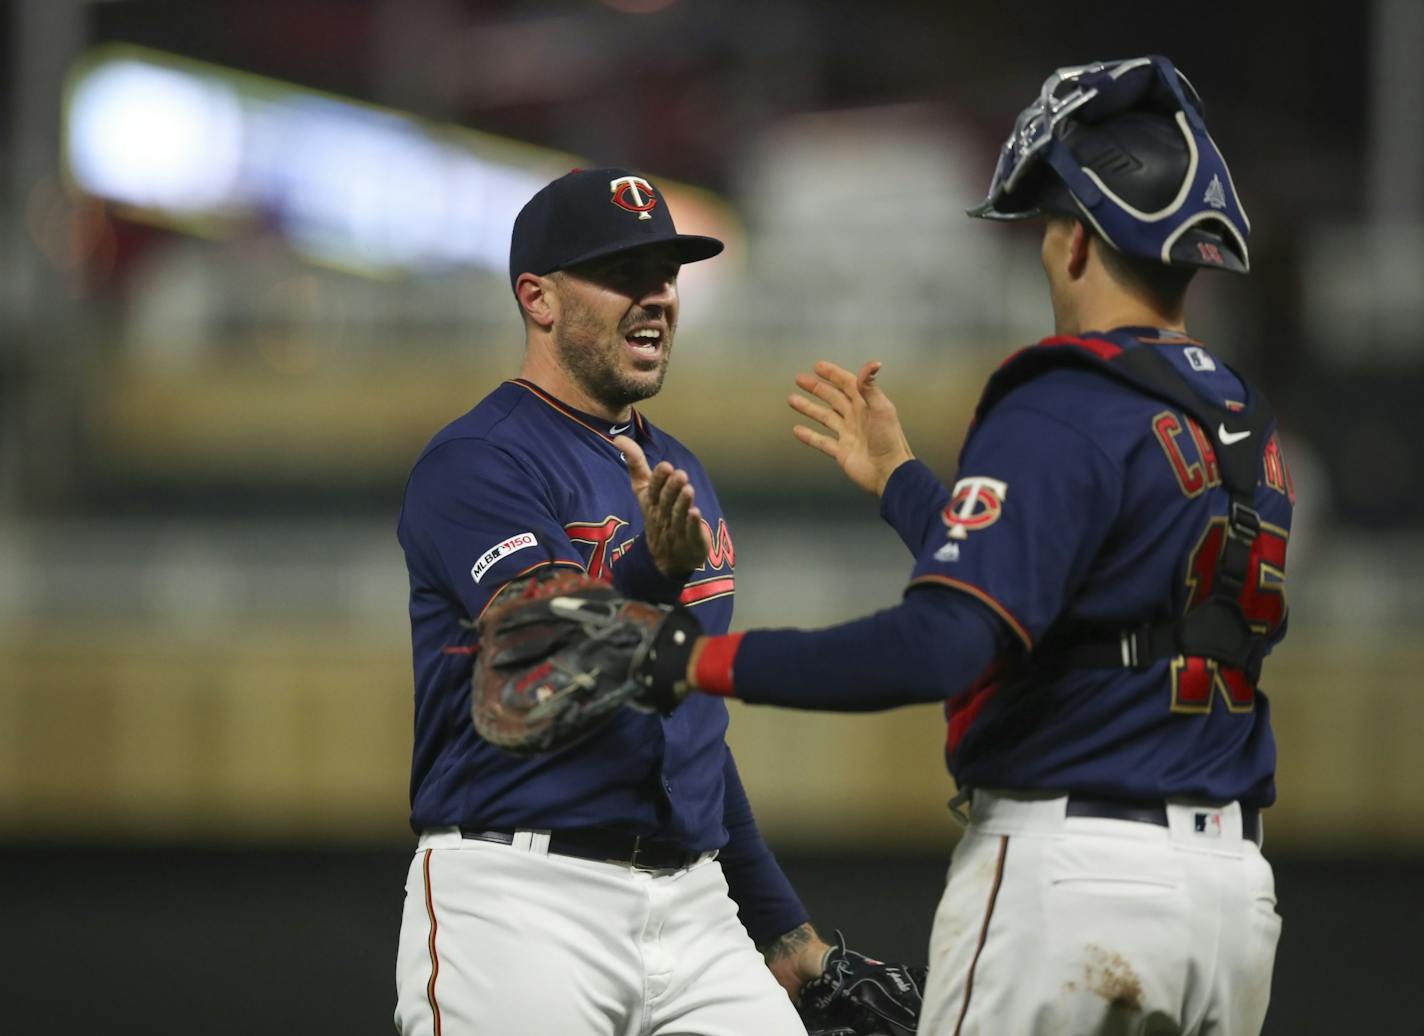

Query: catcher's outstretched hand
left=789, top=360, right=914, bottom=497
left=797, top=932, right=927, bottom=1036
left=615, top=435, right=711, bottom=577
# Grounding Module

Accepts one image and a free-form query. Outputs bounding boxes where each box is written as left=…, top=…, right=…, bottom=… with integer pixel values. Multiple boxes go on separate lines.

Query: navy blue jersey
left=397, top=379, right=809, bottom=942
left=399, top=377, right=745, bottom=841
left=910, top=329, right=1293, bottom=806
left=695, top=329, right=1291, bottom=810
left=398, top=381, right=814, bottom=944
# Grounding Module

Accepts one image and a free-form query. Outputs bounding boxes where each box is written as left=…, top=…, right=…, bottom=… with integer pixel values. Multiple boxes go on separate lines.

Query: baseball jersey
left=397, top=378, right=806, bottom=940
left=911, top=328, right=1291, bottom=806
left=727, top=328, right=1291, bottom=808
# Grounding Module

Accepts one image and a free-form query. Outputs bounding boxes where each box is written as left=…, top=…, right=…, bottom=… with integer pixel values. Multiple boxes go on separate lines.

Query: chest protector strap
left=978, top=338, right=1276, bottom=683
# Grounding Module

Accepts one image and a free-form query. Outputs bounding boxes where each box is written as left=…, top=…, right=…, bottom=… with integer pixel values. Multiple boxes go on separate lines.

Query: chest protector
left=973, top=336, right=1276, bottom=684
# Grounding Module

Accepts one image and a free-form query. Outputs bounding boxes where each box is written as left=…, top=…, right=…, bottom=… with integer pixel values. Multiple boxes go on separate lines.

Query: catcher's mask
left=968, top=55, right=1250, bottom=274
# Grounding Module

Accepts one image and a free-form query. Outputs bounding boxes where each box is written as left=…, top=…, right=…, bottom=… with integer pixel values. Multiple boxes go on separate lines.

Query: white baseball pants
left=394, top=828, right=808, bottom=1036
left=919, top=792, right=1281, bottom=1036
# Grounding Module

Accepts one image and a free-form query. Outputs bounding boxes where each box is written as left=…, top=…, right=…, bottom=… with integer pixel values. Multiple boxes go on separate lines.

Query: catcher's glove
left=472, top=566, right=701, bottom=755
left=798, top=932, right=927, bottom=1036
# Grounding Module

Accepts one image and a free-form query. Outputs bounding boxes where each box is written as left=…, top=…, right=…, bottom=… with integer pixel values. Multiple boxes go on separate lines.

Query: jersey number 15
left=1172, top=517, right=1288, bottom=714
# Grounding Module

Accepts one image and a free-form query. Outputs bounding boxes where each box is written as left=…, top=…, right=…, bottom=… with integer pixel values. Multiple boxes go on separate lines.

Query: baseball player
left=533, top=58, right=1290, bottom=1034
left=394, top=168, right=920, bottom=1035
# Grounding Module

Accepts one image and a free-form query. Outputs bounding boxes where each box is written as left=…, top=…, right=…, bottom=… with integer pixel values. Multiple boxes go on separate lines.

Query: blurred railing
left=3, top=504, right=1421, bottom=851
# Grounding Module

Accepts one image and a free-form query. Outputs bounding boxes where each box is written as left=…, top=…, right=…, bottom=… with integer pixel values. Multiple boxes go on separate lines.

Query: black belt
left=1066, top=795, right=1260, bottom=842
left=460, top=827, right=705, bottom=871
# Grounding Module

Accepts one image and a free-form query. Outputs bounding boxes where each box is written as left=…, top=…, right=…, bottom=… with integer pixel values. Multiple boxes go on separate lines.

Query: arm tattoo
left=759, top=922, right=817, bottom=965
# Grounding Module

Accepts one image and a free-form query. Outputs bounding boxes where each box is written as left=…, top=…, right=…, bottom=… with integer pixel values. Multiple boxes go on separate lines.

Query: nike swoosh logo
left=1218, top=423, right=1251, bottom=445
left=609, top=425, right=631, bottom=435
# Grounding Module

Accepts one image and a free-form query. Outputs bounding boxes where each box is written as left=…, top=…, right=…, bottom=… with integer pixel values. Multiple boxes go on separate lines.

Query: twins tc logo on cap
left=609, top=175, right=657, bottom=220
left=471, top=532, right=539, bottom=584
left=942, top=477, right=1008, bottom=541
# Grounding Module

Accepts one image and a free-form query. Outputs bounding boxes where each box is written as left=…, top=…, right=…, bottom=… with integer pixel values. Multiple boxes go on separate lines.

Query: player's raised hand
left=615, top=435, right=712, bottom=577
left=789, top=360, right=914, bottom=496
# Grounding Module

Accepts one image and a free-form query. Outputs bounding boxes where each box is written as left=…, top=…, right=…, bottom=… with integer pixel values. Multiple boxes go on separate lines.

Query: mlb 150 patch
left=471, top=533, right=539, bottom=583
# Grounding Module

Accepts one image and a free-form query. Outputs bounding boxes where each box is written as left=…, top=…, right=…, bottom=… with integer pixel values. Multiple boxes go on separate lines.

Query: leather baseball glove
left=798, top=932, right=928, bottom=1036
left=472, top=566, right=701, bottom=755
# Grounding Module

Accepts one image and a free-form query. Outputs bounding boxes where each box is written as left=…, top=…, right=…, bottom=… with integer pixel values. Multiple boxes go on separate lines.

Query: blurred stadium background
left=2, top=1, right=1421, bottom=1032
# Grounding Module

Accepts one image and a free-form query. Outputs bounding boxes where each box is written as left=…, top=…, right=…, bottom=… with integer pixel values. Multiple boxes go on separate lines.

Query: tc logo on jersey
left=942, top=477, right=1008, bottom=541
left=609, top=176, right=657, bottom=220
left=471, top=532, right=539, bottom=584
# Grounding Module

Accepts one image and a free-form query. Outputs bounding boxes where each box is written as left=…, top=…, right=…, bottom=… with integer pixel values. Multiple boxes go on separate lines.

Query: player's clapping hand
left=789, top=360, right=914, bottom=496
left=615, top=435, right=712, bottom=578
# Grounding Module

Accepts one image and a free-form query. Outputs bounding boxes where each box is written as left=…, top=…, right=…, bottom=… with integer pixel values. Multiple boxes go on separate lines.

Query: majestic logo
left=609, top=176, right=657, bottom=220
left=1217, top=423, right=1251, bottom=445
left=933, top=541, right=961, bottom=563
left=1183, top=346, right=1216, bottom=372
left=942, top=477, right=1008, bottom=541
left=1203, top=174, right=1227, bottom=210
left=471, top=532, right=539, bottom=584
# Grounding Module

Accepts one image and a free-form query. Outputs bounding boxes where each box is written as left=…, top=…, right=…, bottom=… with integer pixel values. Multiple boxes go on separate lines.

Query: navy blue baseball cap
left=508, top=167, right=724, bottom=290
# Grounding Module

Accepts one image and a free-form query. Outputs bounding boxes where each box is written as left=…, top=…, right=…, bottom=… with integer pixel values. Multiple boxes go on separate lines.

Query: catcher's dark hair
left=1097, top=236, right=1195, bottom=312
left=1043, top=211, right=1195, bottom=313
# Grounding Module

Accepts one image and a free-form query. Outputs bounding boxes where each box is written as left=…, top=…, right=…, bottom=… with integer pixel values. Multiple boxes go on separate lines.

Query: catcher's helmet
left=969, top=55, right=1250, bottom=273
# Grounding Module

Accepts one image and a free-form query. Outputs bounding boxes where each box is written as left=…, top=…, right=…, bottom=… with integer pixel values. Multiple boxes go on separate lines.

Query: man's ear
left=1067, top=220, right=1090, bottom=279
left=516, top=273, right=557, bottom=330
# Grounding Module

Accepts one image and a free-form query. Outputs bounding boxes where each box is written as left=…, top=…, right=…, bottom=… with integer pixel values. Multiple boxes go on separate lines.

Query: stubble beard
left=554, top=301, right=672, bottom=413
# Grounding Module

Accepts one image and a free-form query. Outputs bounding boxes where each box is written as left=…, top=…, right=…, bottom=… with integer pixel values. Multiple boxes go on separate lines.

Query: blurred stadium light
left=63, top=45, right=739, bottom=280
left=67, top=57, right=247, bottom=214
